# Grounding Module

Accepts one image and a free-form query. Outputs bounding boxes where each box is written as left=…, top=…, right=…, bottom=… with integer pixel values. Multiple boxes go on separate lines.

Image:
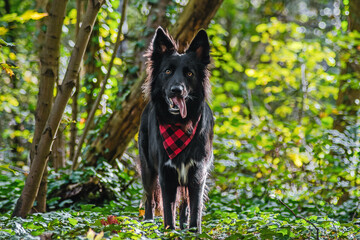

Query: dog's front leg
left=188, top=170, right=207, bottom=233
left=159, top=171, right=177, bottom=230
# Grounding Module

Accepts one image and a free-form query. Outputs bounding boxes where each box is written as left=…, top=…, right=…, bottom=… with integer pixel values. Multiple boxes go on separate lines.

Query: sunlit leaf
left=245, top=69, right=256, bottom=77
left=68, top=218, right=78, bottom=226
left=87, top=228, right=96, bottom=240
left=94, top=231, right=104, bottom=240
left=0, top=10, right=48, bottom=23
left=19, top=10, right=48, bottom=22
left=1, top=63, right=15, bottom=77
left=0, top=27, right=8, bottom=36
left=250, top=35, right=260, bottom=42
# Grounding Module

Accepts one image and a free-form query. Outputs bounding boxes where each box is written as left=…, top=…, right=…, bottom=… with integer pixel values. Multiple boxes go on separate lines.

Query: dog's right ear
left=152, top=27, right=175, bottom=55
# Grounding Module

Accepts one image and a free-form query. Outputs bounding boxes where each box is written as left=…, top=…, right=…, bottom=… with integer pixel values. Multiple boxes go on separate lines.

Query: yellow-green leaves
left=0, top=63, right=15, bottom=77
left=0, top=27, right=8, bottom=36
left=288, top=151, right=309, bottom=168
left=0, top=10, right=48, bottom=23
left=256, top=23, right=268, bottom=33
left=245, top=68, right=256, bottom=77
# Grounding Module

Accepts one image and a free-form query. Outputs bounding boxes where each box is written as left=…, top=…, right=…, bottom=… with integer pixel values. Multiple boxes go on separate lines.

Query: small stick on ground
left=277, top=198, right=319, bottom=240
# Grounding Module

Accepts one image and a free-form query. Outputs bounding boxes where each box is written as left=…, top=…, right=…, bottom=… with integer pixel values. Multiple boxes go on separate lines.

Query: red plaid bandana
left=159, top=118, right=200, bottom=159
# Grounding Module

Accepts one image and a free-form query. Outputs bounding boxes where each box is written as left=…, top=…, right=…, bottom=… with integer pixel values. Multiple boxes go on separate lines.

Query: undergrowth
left=1, top=171, right=360, bottom=239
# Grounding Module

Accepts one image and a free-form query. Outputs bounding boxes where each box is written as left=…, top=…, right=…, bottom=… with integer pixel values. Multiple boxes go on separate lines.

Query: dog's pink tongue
left=172, top=97, right=187, bottom=118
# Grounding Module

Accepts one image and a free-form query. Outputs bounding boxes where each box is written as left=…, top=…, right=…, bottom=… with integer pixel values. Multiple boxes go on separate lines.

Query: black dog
left=138, top=27, right=213, bottom=232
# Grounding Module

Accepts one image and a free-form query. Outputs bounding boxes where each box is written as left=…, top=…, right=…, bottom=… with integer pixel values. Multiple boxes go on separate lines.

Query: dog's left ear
left=152, top=27, right=176, bottom=56
left=186, top=30, right=210, bottom=64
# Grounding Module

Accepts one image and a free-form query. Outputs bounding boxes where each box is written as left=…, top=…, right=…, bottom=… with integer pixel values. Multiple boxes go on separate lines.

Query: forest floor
left=1, top=171, right=360, bottom=239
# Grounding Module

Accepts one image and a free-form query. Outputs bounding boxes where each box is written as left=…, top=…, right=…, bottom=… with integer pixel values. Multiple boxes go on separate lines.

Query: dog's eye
left=165, top=69, right=172, bottom=74
left=187, top=72, right=193, bottom=77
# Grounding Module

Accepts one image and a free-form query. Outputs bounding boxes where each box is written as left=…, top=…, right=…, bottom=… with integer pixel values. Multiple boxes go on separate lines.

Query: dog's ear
left=152, top=27, right=175, bottom=55
left=186, top=29, right=210, bottom=64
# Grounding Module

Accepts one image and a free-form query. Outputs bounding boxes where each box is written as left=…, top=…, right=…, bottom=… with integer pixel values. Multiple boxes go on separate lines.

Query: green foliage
left=1, top=185, right=360, bottom=239
left=0, top=172, right=25, bottom=213
left=45, top=158, right=140, bottom=211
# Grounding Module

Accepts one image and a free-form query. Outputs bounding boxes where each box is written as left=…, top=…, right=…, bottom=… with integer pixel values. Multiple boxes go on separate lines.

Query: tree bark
left=70, top=0, right=84, bottom=161
left=33, top=168, right=48, bottom=213
left=12, top=0, right=105, bottom=218
left=333, top=0, right=360, bottom=132
left=70, top=75, right=80, bottom=161
left=84, top=22, right=102, bottom=116
left=298, top=64, right=307, bottom=125
left=31, top=0, right=68, bottom=163
left=172, top=0, right=225, bottom=52
left=52, top=128, right=66, bottom=171
left=31, top=0, right=68, bottom=214
left=35, top=0, right=49, bottom=64
left=72, top=0, right=129, bottom=170
left=85, top=0, right=223, bottom=166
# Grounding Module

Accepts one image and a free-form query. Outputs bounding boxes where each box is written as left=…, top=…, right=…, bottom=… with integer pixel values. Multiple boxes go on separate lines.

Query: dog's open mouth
left=168, top=96, right=187, bottom=118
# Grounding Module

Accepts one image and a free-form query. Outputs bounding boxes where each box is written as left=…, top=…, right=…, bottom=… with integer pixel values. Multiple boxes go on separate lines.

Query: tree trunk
left=72, top=0, right=129, bottom=170
left=70, top=0, right=84, bottom=161
left=171, top=0, right=225, bottom=52
left=52, top=128, right=66, bottom=171
left=84, top=22, right=102, bottom=116
left=333, top=0, right=360, bottom=132
left=70, top=76, right=80, bottom=161
left=30, top=0, right=68, bottom=214
left=85, top=0, right=223, bottom=166
left=31, top=0, right=68, bottom=163
left=35, top=0, right=49, bottom=65
left=33, top=168, right=48, bottom=213
left=31, top=0, right=49, bottom=214
left=12, top=0, right=105, bottom=218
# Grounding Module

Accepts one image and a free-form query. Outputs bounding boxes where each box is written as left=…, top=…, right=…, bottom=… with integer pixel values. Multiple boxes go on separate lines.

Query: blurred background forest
left=0, top=0, right=360, bottom=239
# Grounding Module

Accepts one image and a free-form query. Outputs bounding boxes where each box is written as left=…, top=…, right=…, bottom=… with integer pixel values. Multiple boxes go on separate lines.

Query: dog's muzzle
left=166, top=84, right=189, bottom=118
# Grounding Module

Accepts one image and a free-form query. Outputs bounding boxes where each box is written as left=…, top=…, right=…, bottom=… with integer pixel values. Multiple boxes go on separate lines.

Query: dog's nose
left=170, top=85, right=183, bottom=95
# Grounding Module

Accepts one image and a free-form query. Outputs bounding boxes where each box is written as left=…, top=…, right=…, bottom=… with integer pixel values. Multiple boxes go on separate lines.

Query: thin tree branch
left=277, top=198, right=319, bottom=240
left=298, top=63, right=307, bottom=124
left=247, top=88, right=258, bottom=122
left=72, top=0, right=128, bottom=170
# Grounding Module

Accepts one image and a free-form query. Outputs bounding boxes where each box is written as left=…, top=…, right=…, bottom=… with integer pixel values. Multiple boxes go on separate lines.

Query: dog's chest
left=164, top=159, right=195, bottom=185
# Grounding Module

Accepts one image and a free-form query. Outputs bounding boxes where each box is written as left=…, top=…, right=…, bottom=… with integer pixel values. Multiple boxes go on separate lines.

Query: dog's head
left=144, top=27, right=211, bottom=120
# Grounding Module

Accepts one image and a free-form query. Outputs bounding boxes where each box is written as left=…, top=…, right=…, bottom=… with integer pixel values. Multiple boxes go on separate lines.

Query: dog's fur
left=139, top=27, right=214, bottom=232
